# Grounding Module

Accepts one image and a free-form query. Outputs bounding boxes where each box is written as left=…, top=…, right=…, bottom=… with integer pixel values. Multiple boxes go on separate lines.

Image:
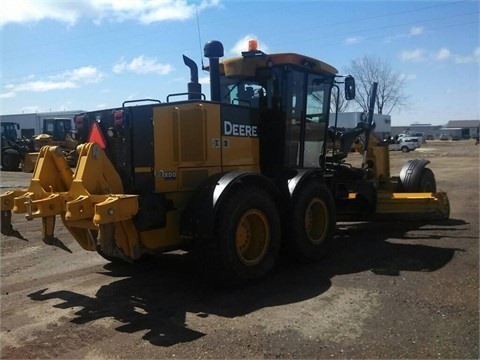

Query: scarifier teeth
left=1, top=210, right=27, bottom=240
left=42, top=235, right=72, bottom=253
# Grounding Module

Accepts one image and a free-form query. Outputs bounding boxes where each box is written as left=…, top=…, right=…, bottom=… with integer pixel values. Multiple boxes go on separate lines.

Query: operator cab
left=1, top=122, right=20, bottom=141
left=213, top=40, right=355, bottom=175
left=42, top=118, right=73, bottom=141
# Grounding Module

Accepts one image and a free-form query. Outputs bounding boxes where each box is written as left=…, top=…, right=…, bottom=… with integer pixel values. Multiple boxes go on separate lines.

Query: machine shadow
left=27, top=217, right=466, bottom=347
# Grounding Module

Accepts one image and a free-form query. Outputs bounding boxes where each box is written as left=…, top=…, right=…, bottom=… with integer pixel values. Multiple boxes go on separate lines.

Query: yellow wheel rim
left=304, top=198, right=328, bottom=245
left=235, top=209, right=270, bottom=265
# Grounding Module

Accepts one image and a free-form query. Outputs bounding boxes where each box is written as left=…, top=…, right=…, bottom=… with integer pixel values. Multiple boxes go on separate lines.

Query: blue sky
left=1, top=0, right=478, bottom=126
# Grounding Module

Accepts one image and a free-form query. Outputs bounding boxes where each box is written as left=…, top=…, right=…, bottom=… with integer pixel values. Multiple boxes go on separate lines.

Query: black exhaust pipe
left=182, top=55, right=202, bottom=100
left=203, top=40, right=224, bottom=102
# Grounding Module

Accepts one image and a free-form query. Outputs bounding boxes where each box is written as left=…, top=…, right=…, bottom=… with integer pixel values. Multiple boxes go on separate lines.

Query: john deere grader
left=1, top=40, right=449, bottom=282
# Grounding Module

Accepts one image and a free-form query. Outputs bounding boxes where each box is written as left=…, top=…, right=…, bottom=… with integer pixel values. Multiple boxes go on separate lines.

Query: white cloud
left=113, top=56, right=174, bottom=75
left=474, top=47, right=480, bottom=59
left=345, top=37, right=363, bottom=45
left=384, top=26, right=424, bottom=43
left=401, top=47, right=480, bottom=64
left=399, top=73, right=417, bottom=81
left=400, top=49, right=427, bottom=62
left=2, top=66, right=104, bottom=96
left=6, top=80, right=77, bottom=92
left=0, top=91, right=16, bottom=99
left=0, top=0, right=221, bottom=26
left=199, top=75, right=210, bottom=85
left=61, top=66, right=104, bottom=83
left=436, top=48, right=452, bottom=61
left=454, top=47, right=480, bottom=64
left=401, top=46, right=480, bottom=64
left=455, top=55, right=474, bottom=64
left=0, top=0, right=80, bottom=26
left=409, top=26, right=423, bottom=36
left=435, top=46, right=480, bottom=64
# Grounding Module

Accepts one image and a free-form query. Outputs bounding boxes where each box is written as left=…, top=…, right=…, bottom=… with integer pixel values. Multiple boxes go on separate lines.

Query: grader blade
left=374, top=190, right=450, bottom=221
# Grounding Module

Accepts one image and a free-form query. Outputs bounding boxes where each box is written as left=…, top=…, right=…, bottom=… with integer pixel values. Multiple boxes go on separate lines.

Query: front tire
left=288, top=181, right=336, bottom=261
left=209, top=185, right=281, bottom=282
left=418, top=168, right=436, bottom=193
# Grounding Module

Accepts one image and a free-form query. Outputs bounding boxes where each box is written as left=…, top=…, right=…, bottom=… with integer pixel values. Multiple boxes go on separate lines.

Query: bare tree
left=346, top=56, right=409, bottom=115
left=330, top=86, right=350, bottom=112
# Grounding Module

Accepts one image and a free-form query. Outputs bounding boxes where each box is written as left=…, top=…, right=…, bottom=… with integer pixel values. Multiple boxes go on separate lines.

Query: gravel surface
left=0, top=140, right=478, bottom=359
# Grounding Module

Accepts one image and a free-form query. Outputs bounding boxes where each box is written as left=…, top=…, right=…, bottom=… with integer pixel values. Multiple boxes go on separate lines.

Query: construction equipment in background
left=1, top=118, right=79, bottom=172
left=1, top=122, right=36, bottom=172
left=0, top=40, right=449, bottom=283
left=32, top=118, right=79, bottom=167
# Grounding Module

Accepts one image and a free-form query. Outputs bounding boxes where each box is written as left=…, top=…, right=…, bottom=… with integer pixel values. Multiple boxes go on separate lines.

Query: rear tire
left=1, top=149, right=20, bottom=171
left=401, top=146, right=409, bottom=153
left=207, top=185, right=281, bottom=282
left=288, top=181, right=336, bottom=261
left=96, top=246, right=125, bottom=263
left=92, top=228, right=132, bottom=265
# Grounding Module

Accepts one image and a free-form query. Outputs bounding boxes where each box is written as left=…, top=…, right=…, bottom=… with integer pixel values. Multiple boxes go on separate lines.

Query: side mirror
left=344, top=76, right=355, bottom=100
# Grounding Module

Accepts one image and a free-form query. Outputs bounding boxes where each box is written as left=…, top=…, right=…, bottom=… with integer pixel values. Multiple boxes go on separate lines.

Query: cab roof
left=219, top=52, right=338, bottom=78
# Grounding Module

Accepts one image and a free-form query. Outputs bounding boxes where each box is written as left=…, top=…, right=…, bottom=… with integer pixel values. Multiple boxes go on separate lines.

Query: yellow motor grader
left=0, top=40, right=449, bottom=282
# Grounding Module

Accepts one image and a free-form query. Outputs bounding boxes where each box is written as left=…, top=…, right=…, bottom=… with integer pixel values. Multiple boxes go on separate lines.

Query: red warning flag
left=88, top=122, right=107, bottom=149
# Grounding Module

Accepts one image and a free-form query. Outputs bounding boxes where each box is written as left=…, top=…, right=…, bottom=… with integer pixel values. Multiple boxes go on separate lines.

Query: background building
left=392, top=120, right=479, bottom=140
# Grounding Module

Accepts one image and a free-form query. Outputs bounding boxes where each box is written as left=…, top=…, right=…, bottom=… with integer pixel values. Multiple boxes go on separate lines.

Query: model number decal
left=156, top=170, right=177, bottom=180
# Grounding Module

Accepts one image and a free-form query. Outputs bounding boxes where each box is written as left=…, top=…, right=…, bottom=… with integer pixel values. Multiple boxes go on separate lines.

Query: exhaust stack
left=182, top=55, right=202, bottom=100
left=203, top=40, right=224, bottom=102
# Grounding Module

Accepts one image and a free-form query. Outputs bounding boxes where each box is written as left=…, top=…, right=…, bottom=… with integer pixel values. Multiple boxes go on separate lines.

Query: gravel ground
left=0, top=140, right=478, bottom=359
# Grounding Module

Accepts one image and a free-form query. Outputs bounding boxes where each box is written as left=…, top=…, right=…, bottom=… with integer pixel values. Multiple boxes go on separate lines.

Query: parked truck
left=1, top=40, right=449, bottom=283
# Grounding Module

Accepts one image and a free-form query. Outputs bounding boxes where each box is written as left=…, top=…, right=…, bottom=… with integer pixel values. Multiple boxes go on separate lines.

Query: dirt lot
left=0, top=140, right=478, bottom=359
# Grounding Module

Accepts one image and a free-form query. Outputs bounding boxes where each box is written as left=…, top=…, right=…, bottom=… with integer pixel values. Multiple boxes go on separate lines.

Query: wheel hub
left=235, top=209, right=269, bottom=265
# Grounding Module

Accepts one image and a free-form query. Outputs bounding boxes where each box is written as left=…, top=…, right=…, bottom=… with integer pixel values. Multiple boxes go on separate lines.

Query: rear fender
left=180, top=171, right=282, bottom=241
left=287, top=169, right=328, bottom=198
left=399, top=159, right=430, bottom=192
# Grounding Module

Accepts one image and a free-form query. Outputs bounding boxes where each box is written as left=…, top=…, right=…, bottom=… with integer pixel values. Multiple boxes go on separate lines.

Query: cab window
left=220, top=78, right=268, bottom=108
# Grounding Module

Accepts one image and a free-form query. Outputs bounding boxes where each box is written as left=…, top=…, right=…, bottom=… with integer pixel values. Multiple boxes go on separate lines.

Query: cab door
left=283, top=70, right=330, bottom=169
left=303, top=75, right=330, bottom=167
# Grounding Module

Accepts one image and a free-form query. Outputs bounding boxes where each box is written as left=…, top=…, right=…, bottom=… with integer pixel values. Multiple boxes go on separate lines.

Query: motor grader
left=0, top=40, right=449, bottom=283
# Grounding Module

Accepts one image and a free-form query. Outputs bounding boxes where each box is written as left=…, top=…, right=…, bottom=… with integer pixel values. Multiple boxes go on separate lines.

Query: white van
left=398, top=132, right=424, bottom=145
left=388, top=137, right=419, bottom=152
